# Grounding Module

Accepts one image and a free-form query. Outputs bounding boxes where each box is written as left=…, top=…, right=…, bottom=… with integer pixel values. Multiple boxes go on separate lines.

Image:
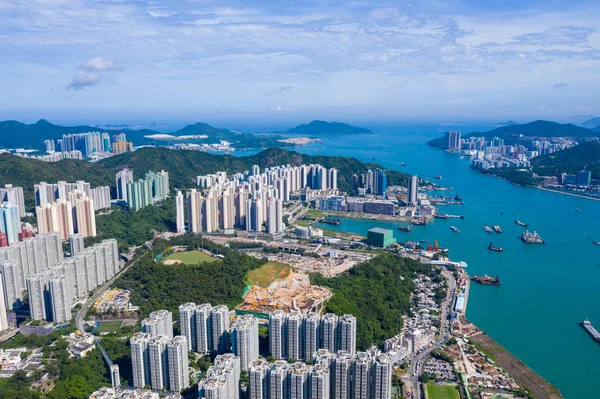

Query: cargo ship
left=493, top=225, right=503, bottom=233
left=483, top=225, right=493, bottom=234
left=470, top=274, right=500, bottom=286
left=521, top=230, right=545, bottom=244
left=580, top=319, right=600, bottom=342
left=450, top=226, right=460, bottom=233
left=488, top=242, right=503, bottom=252
left=321, top=215, right=341, bottom=225
left=515, top=220, right=528, bottom=227
left=398, top=225, right=412, bottom=232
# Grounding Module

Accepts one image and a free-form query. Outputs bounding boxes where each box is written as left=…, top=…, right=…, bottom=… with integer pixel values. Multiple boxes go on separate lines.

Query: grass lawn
left=165, top=250, right=217, bottom=264
left=96, top=320, right=122, bottom=333
left=247, top=262, right=291, bottom=288
left=426, top=384, right=460, bottom=399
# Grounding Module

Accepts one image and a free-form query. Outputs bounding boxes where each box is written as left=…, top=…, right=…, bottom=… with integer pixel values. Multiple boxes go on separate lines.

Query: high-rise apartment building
left=186, top=189, right=204, bottom=233
left=90, top=186, right=111, bottom=211
left=179, top=303, right=197, bottom=351
left=249, top=359, right=270, bottom=399
left=142, top=310, right=173, bottom=339
left=289, top=362, right=311, bottom=399
left=0, top=260, right=22, bottom=309
left=49, top=276, right=71, bottom=323
left=211, top=305, right=230, bottom=354
left=69, top=234, right=85, bottom=256
left=231, top=315, right=259, bottom=371
left=445, top=131, right=461, bottom=151
left=175, top=191, right=185, bottom=233
left=36, top=200, right=74, bottom=240
left=0, top=202, right=20, bottom=245
left=0, top=278, right=9, bottom=332
left=0, top=185, right=25, bottom=218
left=338, top=315, right=357, bottom=356
left=168, top=335, right=189, bottom=392
left=116, top=169, right=134, bottom=201
left=131, top=333, right=189, bottom=392
left=407, top=176, right=418, bottom=206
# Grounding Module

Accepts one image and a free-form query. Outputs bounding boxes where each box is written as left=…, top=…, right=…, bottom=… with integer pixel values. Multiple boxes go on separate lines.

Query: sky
left=1, top=0, right=599, bottom=125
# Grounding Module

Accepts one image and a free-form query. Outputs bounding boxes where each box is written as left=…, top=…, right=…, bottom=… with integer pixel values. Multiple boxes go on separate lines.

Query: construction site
left=236, top=262, right=333, bottom=315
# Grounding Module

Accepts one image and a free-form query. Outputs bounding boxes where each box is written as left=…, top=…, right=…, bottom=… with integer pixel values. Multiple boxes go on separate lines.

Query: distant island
left=0, top=119, right=293, bottom=151
left=428, top=120, right=597, bottom=148
left=480, top=141, right=600, bottom=190
left=284, top=120, right=373, bottom=135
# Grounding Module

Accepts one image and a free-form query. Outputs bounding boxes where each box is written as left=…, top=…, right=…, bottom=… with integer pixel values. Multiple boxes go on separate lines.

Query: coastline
left=536, top=186, right=600, bottom=202
left=468, top=333, right=563, bottom=399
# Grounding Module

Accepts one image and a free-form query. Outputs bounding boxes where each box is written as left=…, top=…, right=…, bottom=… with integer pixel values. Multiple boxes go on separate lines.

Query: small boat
left=401, top=162, right=407, bottom=166
left=588, top=238, right=600, bottom=246
left=493, top=225, right=503, bottom=233
left=419, top=239, right=428, bottom=243
left=483, top=225, right=493, bottom=234
left=454, top=192, right=462, bottom=201
left=575, top=208, right=581, bottom=212
left=398, top=225, right=412, bottom=232
left=434, top=174, right=442, bottom=179
left=488, top=242, right=503, bottom=252
left=515, top=220, right=528, bottom=228
left=521, top=230, right=545, bottom=244
left=450, top=226, right=460, bottom=233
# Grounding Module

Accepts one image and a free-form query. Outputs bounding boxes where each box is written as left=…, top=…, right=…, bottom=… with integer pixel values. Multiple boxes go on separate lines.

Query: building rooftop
left=368, top=227, right=393, bottom=234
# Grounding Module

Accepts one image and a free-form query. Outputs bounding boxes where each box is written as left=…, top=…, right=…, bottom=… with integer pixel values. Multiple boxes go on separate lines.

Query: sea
left=227, top=123, right=597, bottom=399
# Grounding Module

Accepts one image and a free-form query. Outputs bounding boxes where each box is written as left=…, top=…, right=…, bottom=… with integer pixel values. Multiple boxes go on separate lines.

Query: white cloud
left=79, top=57, right=123, bottom=72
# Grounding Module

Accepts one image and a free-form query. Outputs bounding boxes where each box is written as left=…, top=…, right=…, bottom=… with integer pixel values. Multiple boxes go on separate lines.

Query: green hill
left=531, top=141, right=600, bottom=179
left=0, top=119, right=287, bottom=151
left=0, top=148, right=411, bottom=210
left=428, top=120, right=598, bottom=148
left=285, top=120, right=373, bottom=135
left=0, top=154, right=114, bottom=209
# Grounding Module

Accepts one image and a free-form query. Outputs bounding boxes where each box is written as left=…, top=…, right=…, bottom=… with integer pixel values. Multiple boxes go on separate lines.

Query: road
left=402, top=267, right=458, bottom=399
left=75, top=242, right=150, bottom=370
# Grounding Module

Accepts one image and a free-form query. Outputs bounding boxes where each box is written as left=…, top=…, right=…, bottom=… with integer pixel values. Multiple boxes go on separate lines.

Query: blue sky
left=1, top=0, right=599, bottom=124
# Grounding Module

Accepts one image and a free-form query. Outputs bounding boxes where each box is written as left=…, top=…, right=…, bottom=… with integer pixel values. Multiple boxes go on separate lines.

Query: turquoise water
left=276, top=126, right=598, bottom=399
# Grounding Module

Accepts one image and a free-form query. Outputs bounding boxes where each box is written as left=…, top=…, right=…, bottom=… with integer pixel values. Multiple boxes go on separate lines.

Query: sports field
left=247, top=262, right=291, bottom=287
left=426, top=384, right=460, bottom=399
left=96, top=320, right=122, bottom=333
left=164, top=250, right=216, bottom=264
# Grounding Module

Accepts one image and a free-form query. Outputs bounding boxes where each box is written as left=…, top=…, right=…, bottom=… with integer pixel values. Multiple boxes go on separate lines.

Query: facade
left=175, top=191, right=185, bottom=233
left=142, top=310, right=173, bottom=339
left=366, top=228, right=395, bottom=248
left=0, top=260, right=22, bottom=309
left=407, top=175, right=418, bottom=205
left=131, top=333, right=190, bottom=392
left=445, top=131, right=461, bottom=150
left=116, top=169, right=134, bottom=201
left=0, top=278, right=8, bottom=332
left=231, top=315, right=259, bottom=371
left=0, top=185, right=25, bottom=218
left=90, top=186, right=111, bottom=210
left=0, top=202, right=20, bottom=245
left=69, top=233, right=85, bottom=256
left=186, top=189, right=204, bottom=234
